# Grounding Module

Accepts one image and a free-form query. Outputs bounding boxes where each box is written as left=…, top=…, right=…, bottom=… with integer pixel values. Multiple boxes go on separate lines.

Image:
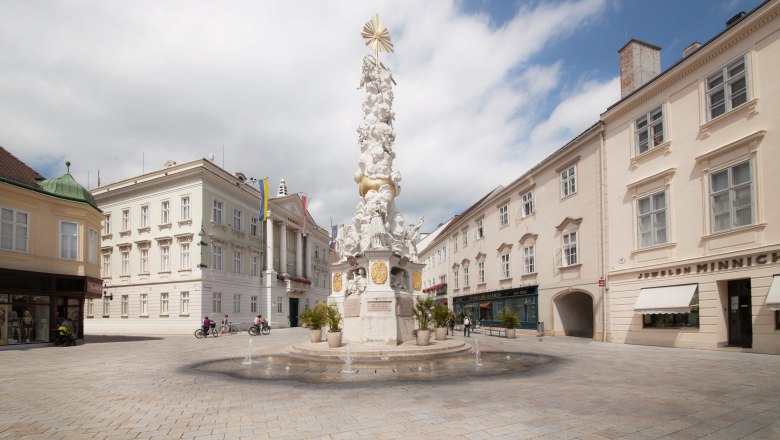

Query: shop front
left=0, top=269, right=101, bottom=346
left=453, top=286, right=538, bottom=329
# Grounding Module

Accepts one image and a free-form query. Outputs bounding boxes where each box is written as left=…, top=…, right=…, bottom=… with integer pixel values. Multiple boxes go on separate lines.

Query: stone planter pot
left=327, top=331, right=343, bottom=348
left=415, top=329, right=431, bottom=346
left=434, top=327, right=448, bottom=341
left=309, top=328, right=323, bottom=343
left=506, top=328, right=516, bottom=339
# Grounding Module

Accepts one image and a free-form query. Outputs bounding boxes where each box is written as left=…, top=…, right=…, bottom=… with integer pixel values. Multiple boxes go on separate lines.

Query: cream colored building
left=1, top=148, right=103, bottom=346
left=602, top=1, right=780, bottom=354
left=88, top=159, right=330, bottom=335
left=418, top=217, right=454, bottom=301
left=422, top=122, right=608, bottom=338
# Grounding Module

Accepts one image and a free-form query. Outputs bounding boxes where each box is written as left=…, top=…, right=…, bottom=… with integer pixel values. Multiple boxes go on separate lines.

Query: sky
left=0, top=0, right=766, bottom=233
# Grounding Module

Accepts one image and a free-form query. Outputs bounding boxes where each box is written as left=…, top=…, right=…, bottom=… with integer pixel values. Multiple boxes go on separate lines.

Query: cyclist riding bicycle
left=202, top=316, right=213, bottom=337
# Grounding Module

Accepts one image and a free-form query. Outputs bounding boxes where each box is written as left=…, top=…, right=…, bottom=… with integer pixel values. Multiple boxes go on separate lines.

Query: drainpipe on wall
left=599, top=127, right=608, bottom=343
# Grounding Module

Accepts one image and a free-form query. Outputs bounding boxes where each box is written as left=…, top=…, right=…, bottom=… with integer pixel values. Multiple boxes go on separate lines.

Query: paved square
left=1, top=329, right=779, bottom=439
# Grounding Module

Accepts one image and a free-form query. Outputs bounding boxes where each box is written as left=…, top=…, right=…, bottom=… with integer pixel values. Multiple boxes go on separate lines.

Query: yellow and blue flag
left=259, top=178, right=269, bottom=222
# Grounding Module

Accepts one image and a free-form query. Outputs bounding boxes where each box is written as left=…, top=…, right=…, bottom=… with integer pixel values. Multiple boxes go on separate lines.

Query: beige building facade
left=1, top=148, right=103, bottom=346
left=603, top=1, right=780, bottom=354
left=88, top=159, right=330, bottom=335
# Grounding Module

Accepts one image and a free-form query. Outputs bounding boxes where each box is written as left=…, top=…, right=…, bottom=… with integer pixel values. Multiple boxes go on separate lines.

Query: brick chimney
left=619, top=39, right=661, bottom=98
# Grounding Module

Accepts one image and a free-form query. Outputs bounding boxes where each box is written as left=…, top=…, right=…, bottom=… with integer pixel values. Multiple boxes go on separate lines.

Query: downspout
left=598, top=124, right=608, bottom=342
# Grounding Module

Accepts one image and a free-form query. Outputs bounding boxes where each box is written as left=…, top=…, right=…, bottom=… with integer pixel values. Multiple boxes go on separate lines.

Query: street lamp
left=197, top=226, right=209, bottom=269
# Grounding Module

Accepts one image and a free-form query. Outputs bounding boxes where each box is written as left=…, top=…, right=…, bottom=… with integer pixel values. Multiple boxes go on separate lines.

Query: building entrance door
left=727, top=279, right=752, bottom=348
left=289, top=298, right=299, bottom=327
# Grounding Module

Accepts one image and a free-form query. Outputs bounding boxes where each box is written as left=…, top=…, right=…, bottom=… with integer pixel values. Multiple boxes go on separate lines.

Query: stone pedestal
left=330, top=251, right=424, bottom=345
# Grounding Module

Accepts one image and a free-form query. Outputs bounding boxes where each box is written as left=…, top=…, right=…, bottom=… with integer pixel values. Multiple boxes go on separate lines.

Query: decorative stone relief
left=332, top=273, right=343, bottom=292
left=370, top=260, right=388, bottom=285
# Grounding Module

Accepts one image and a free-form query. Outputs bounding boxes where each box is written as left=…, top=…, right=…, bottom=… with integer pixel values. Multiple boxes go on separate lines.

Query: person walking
left=447, top=316, right=455, bottom=336
left=463, top=315, right=471, bottom=337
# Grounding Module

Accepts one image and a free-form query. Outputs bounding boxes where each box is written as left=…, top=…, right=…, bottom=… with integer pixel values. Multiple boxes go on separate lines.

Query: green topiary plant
left=326, top=303, right=342, bottom=333
left=299, top=302, right=328, bottom=330
left=500, top=308, right=520, bottom=330
left=432, top=302, right=451, bottom=328
left=412, top=296, right=434, bottom=330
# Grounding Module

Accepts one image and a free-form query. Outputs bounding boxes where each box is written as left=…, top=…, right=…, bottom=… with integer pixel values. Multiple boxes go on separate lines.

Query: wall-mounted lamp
left=104, top=292, right=114, bottom=301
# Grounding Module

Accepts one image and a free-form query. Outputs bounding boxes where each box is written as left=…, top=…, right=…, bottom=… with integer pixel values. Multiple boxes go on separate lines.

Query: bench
left=483, top=326, right=507, bottom=337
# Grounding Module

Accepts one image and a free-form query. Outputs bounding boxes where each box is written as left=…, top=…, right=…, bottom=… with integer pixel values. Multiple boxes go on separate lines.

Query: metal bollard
left=537, top=321, right=544, bottom=337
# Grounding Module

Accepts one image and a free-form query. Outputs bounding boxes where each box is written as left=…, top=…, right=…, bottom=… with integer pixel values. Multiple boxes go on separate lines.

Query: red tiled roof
left=0, top=146, right=45, bottom=189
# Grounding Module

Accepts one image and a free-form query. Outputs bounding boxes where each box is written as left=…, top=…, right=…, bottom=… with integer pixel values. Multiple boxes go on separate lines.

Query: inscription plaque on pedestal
left=344, top=298, right=361, bottom=317
left=367, top=300, right=392, bottom=312
left=397, top=297, right=413, bottom=316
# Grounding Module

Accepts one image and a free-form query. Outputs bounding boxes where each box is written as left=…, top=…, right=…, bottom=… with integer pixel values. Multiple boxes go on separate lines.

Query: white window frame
left=181, top=196, right=191, bottom=220
left=251, top=255, right=259, bottom=276
left=213, top=200, right=223, bottom=224
left=637, top=189, right=668, bottom=248
left=87, top=298, right=94, bottom=317
left=635, top=105, right=665, bottom=155
left=161, top=200, right=170, bottom=225
left=233, top=250, right=242, bottom=273
left=121, top=250, right=130, bottom=275
left=60, top=220, right=80, bottom=260
left=88, top=228, right=99, bottom=264
left=478, top=261, right=485, bottom=284
left=454, top=270, right=459, bottom=289
left=277, top=296, right=283, bottom=313
left=251, top=295, right=258, bottom=313
left=160, top=292, right=169, bottom=316
left=501, top=253, right=511, bottom=279
left=122, top=209, right=130, bottom=231
left=1, top=207, right=29, bottom=253
left=180, top=292, right=189, bottom=315
left=233, top=209, right=242, bottom=231
left=180, top=242, right=190, bottom=270
left=140, top=205, right=149, bottom=228
left=213, top=245, right=223, bottom=270
left=103, top=213, right=111, bottom=235
left=251, top=217, right=258, bottom=236
left=102, top=297, right=110, bottom=316
left=709, top=159, right=754, bottom=233
left=499, top=205, right=508, bottom=226
left=140, top=293, right=148, bottom=316
left=463, top=267, right=469, bottom=287
left=521, top=191, right=534, bottom=217
left=563, top=232, right=578, bottom=267
left=462, top=229, right=468, bottom=247
left=453, top=236, right=458, bottom=252
left=140, top=248, right=149, bottom=274
left=213, top=292, right=222, bottom=313
left=476, top=219, right=484, bottom=239
left=524, top=245, right=535, bottom=274
left=102, top=253, right=111, bottom=275
left=233, top=294, right=241, bottom=313
left=160, top=245, right=170, bottom=272
left=561, top=165, right=577, bottom=198
left=121, top=295, right=129, bottom=316
left=706, top=55, right=749, bottom=120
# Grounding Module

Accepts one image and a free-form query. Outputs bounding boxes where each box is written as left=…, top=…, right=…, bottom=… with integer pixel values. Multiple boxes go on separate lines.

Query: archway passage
left=554, top=291, right=594, bottom=338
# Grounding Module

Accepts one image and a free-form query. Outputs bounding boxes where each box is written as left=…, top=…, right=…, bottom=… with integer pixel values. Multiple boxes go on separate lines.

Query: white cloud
left=0, top=0, right=611, bottom=230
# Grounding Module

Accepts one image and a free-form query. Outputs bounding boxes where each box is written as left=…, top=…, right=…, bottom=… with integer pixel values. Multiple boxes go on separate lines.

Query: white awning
left=766, top=276, right=780, bottom=311
left=634, top=284, right=698, bottom=314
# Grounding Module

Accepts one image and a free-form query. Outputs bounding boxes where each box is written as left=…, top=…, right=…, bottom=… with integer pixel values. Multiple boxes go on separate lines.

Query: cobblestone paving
left=1, top=328, right=779, bottom=440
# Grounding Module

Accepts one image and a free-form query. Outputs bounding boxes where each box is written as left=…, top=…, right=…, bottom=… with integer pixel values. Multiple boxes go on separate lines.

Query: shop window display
left=1, top=294, right=51, bottom=345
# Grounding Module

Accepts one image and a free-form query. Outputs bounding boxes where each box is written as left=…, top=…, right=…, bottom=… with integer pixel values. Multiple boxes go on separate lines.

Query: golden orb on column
left=358, top=176, right=397, bottom=198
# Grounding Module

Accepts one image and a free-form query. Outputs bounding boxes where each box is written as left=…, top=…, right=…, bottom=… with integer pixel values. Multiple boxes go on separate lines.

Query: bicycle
left=194, top=322, right=219, bottom=338
left=219, top=322, right=239, bottom=336
left=248, top=322, right=271, bottom=336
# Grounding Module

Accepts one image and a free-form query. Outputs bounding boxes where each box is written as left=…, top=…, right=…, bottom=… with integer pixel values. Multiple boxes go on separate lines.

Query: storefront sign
left=86, top=280, right=103, bottom=295
left=637, top=251, right=780, bottom=279
left=453, top=286, right=537, bottom=303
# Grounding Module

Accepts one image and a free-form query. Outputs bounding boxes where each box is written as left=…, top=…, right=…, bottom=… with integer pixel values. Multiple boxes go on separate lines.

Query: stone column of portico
left=305, top=236, right=312, bottom=279
left=264, top=214, right=275, bottom=325
left=295, top=230, right=303, bottom=277
left=280, top=222, right=287, bottom=275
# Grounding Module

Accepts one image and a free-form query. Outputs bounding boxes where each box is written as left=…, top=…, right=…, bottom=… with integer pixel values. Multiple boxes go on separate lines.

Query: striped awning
left=634, top=284, right=698, bottom=314
left=766, top=276, right=780, bottom=311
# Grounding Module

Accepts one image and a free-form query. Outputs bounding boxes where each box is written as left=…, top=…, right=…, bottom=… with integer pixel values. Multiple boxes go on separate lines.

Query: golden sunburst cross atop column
left=361, top=13, right=394, bottom=66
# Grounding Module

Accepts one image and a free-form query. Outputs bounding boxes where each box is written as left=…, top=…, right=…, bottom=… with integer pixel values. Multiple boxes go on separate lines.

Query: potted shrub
left=432, top=302, right=451, bottom=341
left=412, top=296, right=434, bottom=346
left=326, top=303, right=343, bottom=348
left=500, top=308, right=520, bottom=339
left=299, top=302, right=327, bottom=343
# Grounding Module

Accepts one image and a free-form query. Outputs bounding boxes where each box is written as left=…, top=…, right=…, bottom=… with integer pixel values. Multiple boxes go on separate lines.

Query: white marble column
left=305, top=236, right=312, bottom=279
left=265, top=215, right=274, bottom=272
left=295, top=230, right=303, bottom=277
left=280, top=222, right=287, bottom=274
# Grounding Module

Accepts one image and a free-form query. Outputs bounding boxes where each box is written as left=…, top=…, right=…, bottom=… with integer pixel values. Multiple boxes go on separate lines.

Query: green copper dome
left=40, top=161, right=99, bottom=209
